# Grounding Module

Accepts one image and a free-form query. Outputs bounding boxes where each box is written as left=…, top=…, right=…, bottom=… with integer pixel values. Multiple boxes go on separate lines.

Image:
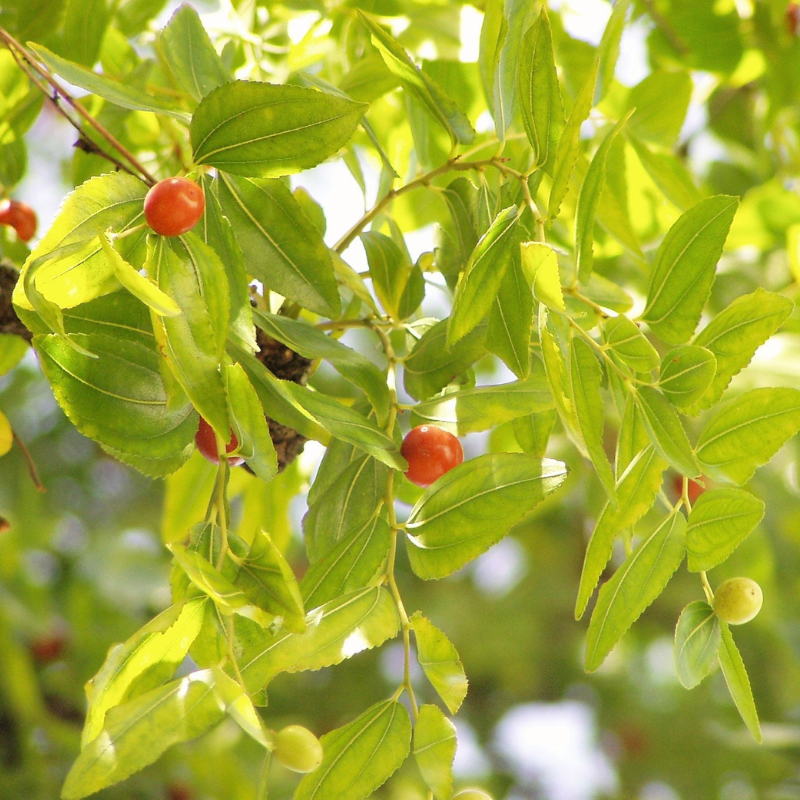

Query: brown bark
left=0, top=262, right=32, bottom=342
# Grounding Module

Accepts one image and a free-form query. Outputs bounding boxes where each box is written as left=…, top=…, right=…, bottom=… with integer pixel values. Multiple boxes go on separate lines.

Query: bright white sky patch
left=493, top=701, right=618, bottom=800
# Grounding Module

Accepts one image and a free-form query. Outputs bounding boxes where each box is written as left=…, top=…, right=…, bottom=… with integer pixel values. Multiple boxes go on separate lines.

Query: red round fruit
left=144, top=177, right=205, bottom=236
left=195, top=417, right=244, bottom=466
left=0, top=199, right=37, bottom=242
left=401, top=425, right=463, bottom=487
left=30, top=635, right=66, bottom=664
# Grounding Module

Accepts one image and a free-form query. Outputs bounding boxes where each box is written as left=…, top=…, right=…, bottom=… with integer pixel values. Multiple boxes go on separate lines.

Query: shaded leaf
left=410, top=613, right=468, bottom=714
left=295, top=700, right=411, bottom=800
left=659, top=345, right=716, bottom=409
left=641, top=196, right=739, bottom=345
left=405, top=454, right=568, bottom=579
left=674, top=601, right=720, bottom=689
left=603, top=315, right=660, bottom=373
left=696, top=388, right=800, bottom=485
left=585, top=512, right=686, bottom=672
left=413, top=705, right=457, bottom=800
left=686, top=488, right=765, bottom=573
left=718, top=622, right=762, bottom=742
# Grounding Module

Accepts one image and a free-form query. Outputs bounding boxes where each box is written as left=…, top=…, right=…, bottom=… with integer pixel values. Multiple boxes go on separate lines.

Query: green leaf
left=301, top=515, right=391, bottom=610
left=81, top=599, right=206, bottom=747
left=404, top=318, right=487, bottom=401
left=410, top=371, right=553, bottom=436
left=149, top=237, right=229, bottom=439
left=603, top=315, right=660, bottom=373
left=658, top=345, right=716, bottom=409
left=0, top=334, right=28, bottom=377
left=30, top=44, right=189, bottom=120
left=674, top=601, right=721, bottom=690
left=512, top=408, right=557, bottom=458
left=157, top=4, right=230, bottom=103
left=285, top=383, right=405, bottom=471
left=635, top=386, right=700, bottom=477
left=627, top=134, right=703, bottom=212
left=595, top=0, right=629, bottom=102
left=191, top=80, right=367, bottom=178
left=539, top=307, right=582, bottom=453
left=718, top=622, right=762, bottom=742
left=238, top=587, right=400, bottom=693
left=13, top=172, right=148, bottom=313
left=626, top=71, right=692, bottom=147
left=448, top=207, right=518, bottom=346
left=688, top=288, right=793, bottom=413
left=521, top=241, right=564, bottom=312
left=295, top=699, right=412, bottom=800
left=224, top=363, right=278, bottom=483
left=234, top=529, right=305, bottom=634
left=60, top=0, right=109, bottom=67
left=413, top=705, right=457, bottom=800
left=575, top=446, right=666, bottom=620
left=199, top=175, right=257, bottom=353
left=478, top=0, right=506, bottom=127
left=487, top=247, right=532, bottom=379
left=518, top=8, right=563, bottom=172
left=581, top=272, right=634, bottom=314
left=696, top=387, right=800, bottom=485
left=686, top=488, right=764, bottom=573
left=585, top=512, right=686, bottom=672
left=217, top=173, right=340, bottom=317
left=304, top=451, right=388, bottom=562
left=36, top=333, right=195, bottom=474
left=161, top=453, right=217, bottom=544
left=576, top=113, right=632, bottom=284
left=405, top=454, right=568, bottom=580
left=641, top=196, right=739, bottom=345
left=359, top=12, right=474, bottom=145
left=98, top=234, right=179, bottom=317
left=361, top=231, right=424, bottom=322
left=549, top=59, right=598, bottom=220
left=569, top=337, right=616, bottom=502
left=410, top=613, right=468, bottom=714
left=491, top=0, right=538, bottom=137
left=62, top=670, right=227, bottom=799
left=233, top=347, right=330, bottom=444
left=170, top=544, right=256, bottom=617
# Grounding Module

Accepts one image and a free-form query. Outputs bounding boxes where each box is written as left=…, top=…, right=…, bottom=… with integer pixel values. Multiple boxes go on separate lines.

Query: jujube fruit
left=401, top=425, right=463, bottom=487
left=272, top=725, right=323, bottom=773
left=195, top=417, right=244, bottom=466
left=144, top=177, right=205, bottom=236
left=0, top=199, right=37, bottom=242
left=713, top=577, right=763, bottom=625
left=30, top=635, right=66, bottom=664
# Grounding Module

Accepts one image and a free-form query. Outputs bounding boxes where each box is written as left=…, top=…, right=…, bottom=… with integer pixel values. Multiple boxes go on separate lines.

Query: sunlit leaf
left=413, top=705, right=457, bottom=800
left=410, top=613, right=468, bottom=714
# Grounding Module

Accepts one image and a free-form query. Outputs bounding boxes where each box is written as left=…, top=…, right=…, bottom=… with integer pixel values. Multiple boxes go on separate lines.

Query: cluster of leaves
left=2, top=0, right=800, bottom=798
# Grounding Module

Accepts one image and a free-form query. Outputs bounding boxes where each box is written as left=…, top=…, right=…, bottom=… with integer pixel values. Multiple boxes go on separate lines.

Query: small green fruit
left=713, top=577, right=763, bottom=625
left=273, top=725, right=323, bottom=773
left=453, top=790, right=493, bottom=800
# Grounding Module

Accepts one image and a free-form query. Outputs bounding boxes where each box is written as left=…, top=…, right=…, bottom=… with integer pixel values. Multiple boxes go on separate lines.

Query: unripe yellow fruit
left=453, top=790, right=493, bottom=800
left=713, top=577, right=763, bottom=625
left=273, top=725, right=323, bottom=773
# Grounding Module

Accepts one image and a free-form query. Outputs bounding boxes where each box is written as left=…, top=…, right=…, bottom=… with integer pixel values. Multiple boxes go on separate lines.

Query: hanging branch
left=0, top=27, right=157, bottom=185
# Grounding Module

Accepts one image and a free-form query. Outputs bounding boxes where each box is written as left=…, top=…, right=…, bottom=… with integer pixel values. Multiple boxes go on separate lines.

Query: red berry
left=0, top=199, right=37, bottom=242
left=166, top=784, right=193, bottom=800
left=144, top=177, right=205, bottom=236
left=30, top=635, right=66, bottom=664
left=400, top=425, right=463, bottom=487
left=670, top=475, right=705, bottom=504
left=195, top=417, right=244, bottom=466
left=787, top=3, right=800, bottom=35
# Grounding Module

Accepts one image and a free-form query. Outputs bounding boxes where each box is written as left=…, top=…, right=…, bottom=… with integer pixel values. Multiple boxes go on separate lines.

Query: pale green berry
left=713, top=577, right=763, bottom=625
left=273, top=725, right=323, bottom=773
left=453, top=790, right=493, bottom=800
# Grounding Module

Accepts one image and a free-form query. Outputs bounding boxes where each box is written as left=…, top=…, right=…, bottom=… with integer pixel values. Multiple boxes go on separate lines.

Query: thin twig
left=12, top=432, right=45, bottom=492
